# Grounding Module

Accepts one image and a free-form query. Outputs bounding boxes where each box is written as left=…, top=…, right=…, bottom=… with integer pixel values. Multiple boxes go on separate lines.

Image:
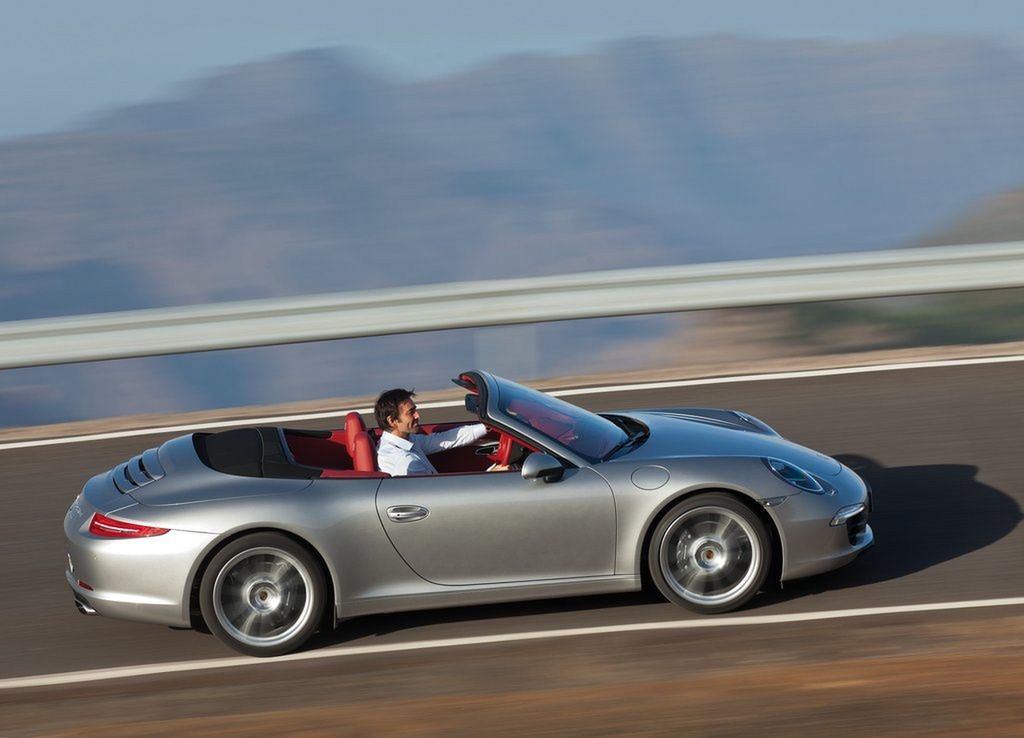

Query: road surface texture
left=1, top=359, right=1021, bottom=735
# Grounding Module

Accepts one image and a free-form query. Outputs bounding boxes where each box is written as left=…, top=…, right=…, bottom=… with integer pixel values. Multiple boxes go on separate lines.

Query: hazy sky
left=3, top=0, right=1023, bottom=140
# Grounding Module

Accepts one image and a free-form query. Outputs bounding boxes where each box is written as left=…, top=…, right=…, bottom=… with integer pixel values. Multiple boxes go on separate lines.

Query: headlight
left=763, top=458, right=825, bottom=493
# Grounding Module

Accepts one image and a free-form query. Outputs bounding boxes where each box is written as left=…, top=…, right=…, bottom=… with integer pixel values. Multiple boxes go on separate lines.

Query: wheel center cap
left=691, top=536, right=727, bottom=573
left=247, top=581, right=281, bottom=613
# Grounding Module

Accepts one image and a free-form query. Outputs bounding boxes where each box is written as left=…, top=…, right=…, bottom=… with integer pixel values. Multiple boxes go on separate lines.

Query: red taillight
left=88, top=513, right=169, bottom=538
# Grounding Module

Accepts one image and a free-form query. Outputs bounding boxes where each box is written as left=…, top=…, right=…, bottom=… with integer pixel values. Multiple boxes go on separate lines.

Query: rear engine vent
left=112, top=449, right=164, bottom=493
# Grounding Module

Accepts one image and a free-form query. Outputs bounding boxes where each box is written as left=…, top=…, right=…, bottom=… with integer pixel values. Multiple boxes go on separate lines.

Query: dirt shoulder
left=3, top=609, right=1023, bottom=737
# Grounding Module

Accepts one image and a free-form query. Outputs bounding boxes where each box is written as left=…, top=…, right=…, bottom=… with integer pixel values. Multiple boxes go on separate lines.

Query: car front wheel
left=648, top=493, right=771, bottom=614
left=200, top=532, right=325, bottom=657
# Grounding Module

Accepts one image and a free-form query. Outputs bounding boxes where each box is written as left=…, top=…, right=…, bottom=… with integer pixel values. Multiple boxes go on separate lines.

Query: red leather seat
left=351, top=433, right=377, bottom=472
left=338, top=411, right=376, bottom=472
left=344, top=412, right=366, bottom=453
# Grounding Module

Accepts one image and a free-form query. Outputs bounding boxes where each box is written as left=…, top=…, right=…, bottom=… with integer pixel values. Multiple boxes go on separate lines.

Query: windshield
left=492, top=378, right=628, bottom=463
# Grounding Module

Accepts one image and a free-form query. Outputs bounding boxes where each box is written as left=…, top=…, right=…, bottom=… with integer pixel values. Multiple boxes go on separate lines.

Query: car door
left=375, top=467, right=615, bottom=585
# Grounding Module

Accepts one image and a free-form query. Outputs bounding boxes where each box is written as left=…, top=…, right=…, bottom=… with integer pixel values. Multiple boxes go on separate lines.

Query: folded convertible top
left=193, top=427, right=320, bottom=479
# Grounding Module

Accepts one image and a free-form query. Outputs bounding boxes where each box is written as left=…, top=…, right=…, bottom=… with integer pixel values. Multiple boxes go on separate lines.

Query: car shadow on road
left=306, top=455, right=1021, bottom=650
left=754, top=454, right=1022, bottom=604
left=307, top=589, right=666, bottom=650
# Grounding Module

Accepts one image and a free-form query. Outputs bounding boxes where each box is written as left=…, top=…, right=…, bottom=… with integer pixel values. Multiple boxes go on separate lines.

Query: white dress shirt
left=377, top=423, right=488, bottom=476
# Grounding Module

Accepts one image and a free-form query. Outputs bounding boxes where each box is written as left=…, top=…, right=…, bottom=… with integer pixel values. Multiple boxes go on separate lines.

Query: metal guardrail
left=2, top=241, right=1023, bottom=369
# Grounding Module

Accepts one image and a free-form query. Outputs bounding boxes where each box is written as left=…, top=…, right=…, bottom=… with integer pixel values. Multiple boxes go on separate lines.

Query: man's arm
left=417, top=423, right=488, bottom=455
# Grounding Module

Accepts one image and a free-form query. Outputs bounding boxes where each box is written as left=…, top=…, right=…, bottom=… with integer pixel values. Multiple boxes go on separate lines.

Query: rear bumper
left=65, top=501, right=217, bottom=628
left=64, top=543, right=208, bottom=628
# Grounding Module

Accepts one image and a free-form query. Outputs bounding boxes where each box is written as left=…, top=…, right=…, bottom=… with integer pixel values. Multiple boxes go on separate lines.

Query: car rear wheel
left=200, top=532, right=325, bottom=657
left=648, top=493, right=770, bottom=614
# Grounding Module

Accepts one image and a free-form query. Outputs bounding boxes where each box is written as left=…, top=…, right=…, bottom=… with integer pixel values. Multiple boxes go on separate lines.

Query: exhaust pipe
left=74, top=595, right=97, bottom=616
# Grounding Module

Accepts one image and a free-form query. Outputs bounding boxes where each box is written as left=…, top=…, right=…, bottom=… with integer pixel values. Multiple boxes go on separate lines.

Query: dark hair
left=374, top=388, right=415, bottom=430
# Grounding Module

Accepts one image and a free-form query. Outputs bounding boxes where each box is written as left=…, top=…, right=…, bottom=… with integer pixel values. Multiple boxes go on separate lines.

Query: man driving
left=374, top=388, right=507, bottom=476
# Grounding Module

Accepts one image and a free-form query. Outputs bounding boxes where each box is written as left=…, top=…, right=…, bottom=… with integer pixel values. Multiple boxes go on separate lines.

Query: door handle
left=386, top=505, right=429, bottom=523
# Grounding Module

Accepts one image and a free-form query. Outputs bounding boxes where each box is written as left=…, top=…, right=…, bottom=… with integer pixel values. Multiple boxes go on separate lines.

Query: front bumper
left=774, top=465, right=875, bottom=581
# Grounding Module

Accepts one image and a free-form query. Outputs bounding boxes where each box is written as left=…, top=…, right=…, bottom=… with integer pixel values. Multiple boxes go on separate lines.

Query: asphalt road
left=1, top=361, right=1022, bottom=734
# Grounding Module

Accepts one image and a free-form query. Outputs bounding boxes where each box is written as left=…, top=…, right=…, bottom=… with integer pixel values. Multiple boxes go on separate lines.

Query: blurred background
left=3, top=1, right=1024, bottom=428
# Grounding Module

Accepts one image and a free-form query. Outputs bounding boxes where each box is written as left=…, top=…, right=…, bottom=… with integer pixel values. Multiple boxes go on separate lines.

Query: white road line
left=548, top=354, right=1024, bottom=397
left=2, top=353, right=1023, bottom=452
left=3, top=596, right=1023, bottom=690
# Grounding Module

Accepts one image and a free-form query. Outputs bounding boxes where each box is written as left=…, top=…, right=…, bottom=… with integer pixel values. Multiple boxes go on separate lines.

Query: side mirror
left=521, top=452, right=565, bottom=483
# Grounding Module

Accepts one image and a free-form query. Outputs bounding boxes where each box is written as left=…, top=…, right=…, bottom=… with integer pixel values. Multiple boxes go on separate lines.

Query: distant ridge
left=918, top=188, right=1024, bottom=247
left=89, top=49, right=393, bottom=133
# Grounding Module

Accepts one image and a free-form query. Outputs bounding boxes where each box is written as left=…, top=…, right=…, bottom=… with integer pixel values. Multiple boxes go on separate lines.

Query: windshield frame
left=475, top=372, right=629, bottom=466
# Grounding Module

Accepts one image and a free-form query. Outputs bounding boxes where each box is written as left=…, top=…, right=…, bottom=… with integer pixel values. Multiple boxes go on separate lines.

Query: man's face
left=389, top=399, right=420, bottom=438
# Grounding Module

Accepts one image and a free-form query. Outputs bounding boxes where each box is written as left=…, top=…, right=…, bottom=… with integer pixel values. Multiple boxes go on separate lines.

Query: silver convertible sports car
left=65, top=371, right=873, bottom=656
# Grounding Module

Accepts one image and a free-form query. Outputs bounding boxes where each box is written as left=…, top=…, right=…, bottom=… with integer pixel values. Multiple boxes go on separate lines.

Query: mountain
left=88, top=49, right=394, bottom=133
left=917, top=187, right=1024, bottom=246
left=404, top=36, right=1024, bottom=254
left=0, top=50, right=679, bottom=322
left=2, top=37, right=1024, bottom=426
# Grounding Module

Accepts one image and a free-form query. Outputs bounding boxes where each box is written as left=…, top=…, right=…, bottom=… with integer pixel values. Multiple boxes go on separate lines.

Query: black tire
left=199, top=532, right=325, bottom=657
left=648, top=493, right=771, bottom=614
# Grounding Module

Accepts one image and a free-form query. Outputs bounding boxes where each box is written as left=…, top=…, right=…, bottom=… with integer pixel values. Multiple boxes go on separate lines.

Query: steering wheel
left=487, top=432, right=516, bottom=467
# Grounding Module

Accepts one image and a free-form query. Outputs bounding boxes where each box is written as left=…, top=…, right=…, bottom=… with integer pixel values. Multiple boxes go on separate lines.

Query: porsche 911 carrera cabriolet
left=64, top=370, right=873, bottom=656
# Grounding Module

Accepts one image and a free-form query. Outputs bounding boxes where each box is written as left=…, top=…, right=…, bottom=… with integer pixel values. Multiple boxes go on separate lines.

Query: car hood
left=619, top=410, right=843, bottom=477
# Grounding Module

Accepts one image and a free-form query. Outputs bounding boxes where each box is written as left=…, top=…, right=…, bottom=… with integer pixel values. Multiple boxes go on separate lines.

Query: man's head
left=374, top=388, right=419, bottom=438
